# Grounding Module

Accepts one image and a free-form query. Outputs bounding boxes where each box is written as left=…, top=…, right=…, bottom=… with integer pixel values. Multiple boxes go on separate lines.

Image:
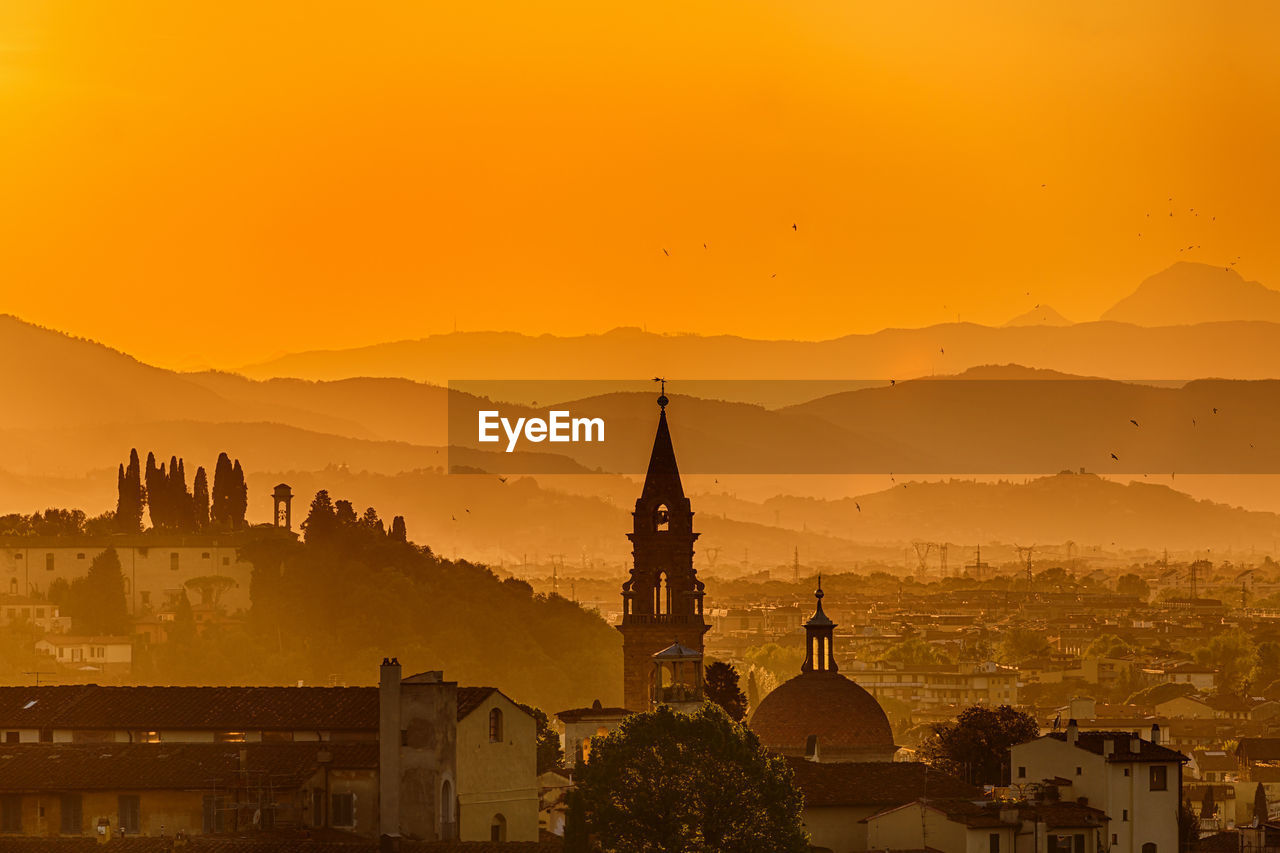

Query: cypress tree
left=144, top=452, right=163, bottom=529
left=211, top=452, right=233, bottom=528
left=231, top=459, right=248, bottom=529
left=390, top=516, right=407, bottom=542
left=192, top=467, right=210, bottom=530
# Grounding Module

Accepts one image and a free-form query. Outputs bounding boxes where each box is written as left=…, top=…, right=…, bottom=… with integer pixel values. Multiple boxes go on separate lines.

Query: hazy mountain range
left=233, top=263, right=1280, bottom=382
left=4, top=260, right=1280, bottom=564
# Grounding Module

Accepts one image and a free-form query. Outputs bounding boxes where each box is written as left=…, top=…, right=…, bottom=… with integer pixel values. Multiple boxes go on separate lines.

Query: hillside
left=1101, top=262, right=1280, bottom=326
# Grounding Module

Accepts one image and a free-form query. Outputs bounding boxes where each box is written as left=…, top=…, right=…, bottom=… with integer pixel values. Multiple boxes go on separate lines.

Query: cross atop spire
left=653, top=376, right=668, bottom=409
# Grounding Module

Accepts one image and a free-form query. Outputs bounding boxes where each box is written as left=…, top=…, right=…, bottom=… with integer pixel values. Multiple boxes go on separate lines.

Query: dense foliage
left=921, top=704, right=1039, bottom=787
left=157, top=489, right=624, bottom=711
left=567, top=704, right=808, bottom=853
left=704, top=661, right=748, bottom=722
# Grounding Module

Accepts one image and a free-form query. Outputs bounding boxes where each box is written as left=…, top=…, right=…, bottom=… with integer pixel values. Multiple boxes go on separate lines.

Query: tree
left=231, top=459, right=249, bottom=529
left=1256, top=781, right=1269, bottom=823
left=880, top=636, right=951, bottom=666
left=115, top=449, right=145, bottom=533
left=569, top=704, right=808, bottom=853
left=519, top=703, right=565, bottom=775
left=192, top=467, right=210, bottom=530
left=705, top=661, right=749, bottom=722
left=390, top=515, right=407, bottom=542
left=1085, top=634, right=1135, bottom=659
left=1116, top=573, right=1150, bottom=599
left=744, top=643, right=804, bottom=684
left=921, top=704, right=1039, bottom=786
left=1253, top=642, right=1280, bottom=688
left=211, top=452, right=234, bottom=528
left=301, top=490, right=337, bottom=543
left=63, top=548, right=130, bottom=635
left=997, top=628, right=1052, bottom=664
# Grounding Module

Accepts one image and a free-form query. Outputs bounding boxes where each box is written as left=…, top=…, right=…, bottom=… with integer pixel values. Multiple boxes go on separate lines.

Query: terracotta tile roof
left=554, top=700, right=628, bottom=723
left=1047, top=731, right=1187, bottom=763
left=0, top=686, right=379, bottom=731
left=0, top=742, right=376, bottom=791
left=1238, top=737, right=1280, bottom=761
left=785, top=758, right=981, bottom=807
left=456, top=687, right=498, bottom=720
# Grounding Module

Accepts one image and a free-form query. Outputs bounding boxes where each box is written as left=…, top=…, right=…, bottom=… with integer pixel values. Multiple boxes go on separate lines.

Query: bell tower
left=619, top=387, right=708, bottom=711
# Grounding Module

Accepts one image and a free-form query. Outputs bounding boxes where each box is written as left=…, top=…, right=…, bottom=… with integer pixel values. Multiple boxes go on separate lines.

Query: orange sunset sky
left=0, top=1, right=1277, bottom=369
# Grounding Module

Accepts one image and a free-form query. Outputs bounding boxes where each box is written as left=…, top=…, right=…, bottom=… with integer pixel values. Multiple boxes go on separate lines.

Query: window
left=137, top=731, right=160, bottom=744
left=1017, top=766, right=1026, bottom=778
left=118, top=795, right=140, bottom=833
left=989, top=832, right=1000, bottom=853
left=491, top=814, right=508, bottom=842
left=1142, top=845, right=1157, bottom=853
left=214, top=732, right=246, bottom=743
left=170, top=553, right=179, bottom=571
left=60, top=794, right=82, bottom=834
left=38, top=729, right=52, bottom=743
left=1150, top=765, right=1168, bottom=791
left=45, top=553, right=54, bottom=571
left=222, top=556, right=230, bottom=566
left=1124, top=768, right=1130, bottom=776
left=1, top=795, right=20, bottom=832
left=201, top=552, right=210, bottom=559
left=3, top=732, right=16, bottom=744
left=489, top=708, right=503, bottom=743
left=1075, top=766, right=1082, bottom=775
left=76, top=553, right=85, bottom=560
left=1122, top=809, right=1128, bottom=821
left=331, top=793, right=355, bottom=827
left=140, top=591, right=150, bottom=607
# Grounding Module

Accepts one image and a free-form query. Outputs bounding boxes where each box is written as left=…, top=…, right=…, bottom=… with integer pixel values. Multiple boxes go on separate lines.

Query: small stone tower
left=272, top=483, right=293, bottom=531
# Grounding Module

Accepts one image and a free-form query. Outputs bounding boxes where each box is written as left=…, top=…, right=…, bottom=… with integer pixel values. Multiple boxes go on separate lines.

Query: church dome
left=748, top=579, right=897, bottom=762
left=749, top=670, right=896, bottom=761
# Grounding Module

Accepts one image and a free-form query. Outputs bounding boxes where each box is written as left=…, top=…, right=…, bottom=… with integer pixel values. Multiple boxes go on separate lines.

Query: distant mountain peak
left=1101, top=262, right=1280, bottom=326
left=1003, top=305, right=1073, bottom=327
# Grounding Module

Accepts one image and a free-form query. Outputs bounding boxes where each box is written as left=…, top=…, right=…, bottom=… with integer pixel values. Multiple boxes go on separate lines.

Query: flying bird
left=703, top=243, right=707, bottom=249
left=890, top=379, right=896, bottom=386
left=1213, top=408, right=1219, bottom=414
left=855, top=502, right=861, bottom=512
left=662, top=248, right=669, bottom=256
left=792, top=223, right=797, bottom=230
left=451, top=515, right=457, bottom=521
left=1110, top=453, right=1119, bottom=461
left=1130, top=419, right=1139, bottom=427
left=497, top=476, right=508, bottom=484
left=771, top=273, right=777, bottom=278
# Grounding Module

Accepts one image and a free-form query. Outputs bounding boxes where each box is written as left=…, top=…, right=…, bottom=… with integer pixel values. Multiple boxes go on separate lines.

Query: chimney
left=379, top=657, right=403, bottom=840
left=1150, top=723, right=1161, bottom=745
left=1067, top=719, right=1079, bottom=745
left=1130, top=732, right=1141, bottom=754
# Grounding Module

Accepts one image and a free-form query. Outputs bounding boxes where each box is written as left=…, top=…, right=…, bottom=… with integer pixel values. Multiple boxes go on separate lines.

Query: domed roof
left=749, top=670, right=896, bottom=757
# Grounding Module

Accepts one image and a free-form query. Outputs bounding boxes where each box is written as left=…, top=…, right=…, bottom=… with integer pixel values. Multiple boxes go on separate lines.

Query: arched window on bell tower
left=654, top=504, right=670, bottom=532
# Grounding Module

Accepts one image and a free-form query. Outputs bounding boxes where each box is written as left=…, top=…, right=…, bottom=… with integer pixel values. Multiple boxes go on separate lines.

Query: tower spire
left=802, top=578, right=837, bottom=674
left=641, top=386, right=683, bottom=502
